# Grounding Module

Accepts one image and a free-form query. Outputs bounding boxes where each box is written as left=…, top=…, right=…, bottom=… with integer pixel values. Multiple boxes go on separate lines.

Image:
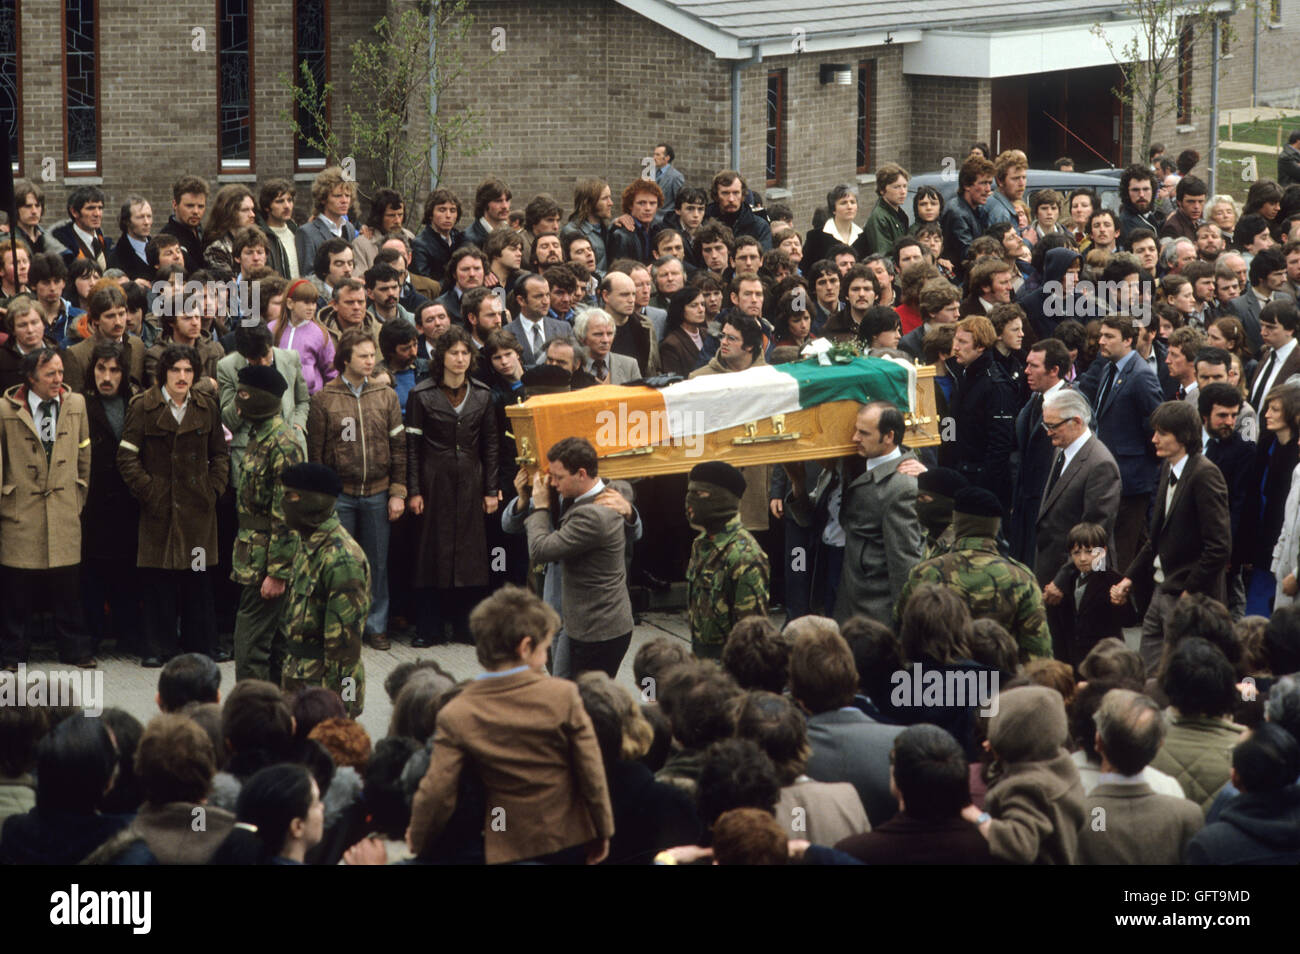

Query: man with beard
left=1117, top=164, right=1161, bottom=244
left=705, top=171, right=772, bottom=251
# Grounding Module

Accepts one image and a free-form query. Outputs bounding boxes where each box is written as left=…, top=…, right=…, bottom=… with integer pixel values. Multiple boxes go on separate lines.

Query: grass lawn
left=1215, top=149, right=1260, bottom=204
left=1218, top=116, right=1294, bottom=147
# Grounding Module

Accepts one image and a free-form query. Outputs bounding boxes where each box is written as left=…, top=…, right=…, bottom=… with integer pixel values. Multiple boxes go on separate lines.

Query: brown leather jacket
left=306, top=376, right=407, bottom=498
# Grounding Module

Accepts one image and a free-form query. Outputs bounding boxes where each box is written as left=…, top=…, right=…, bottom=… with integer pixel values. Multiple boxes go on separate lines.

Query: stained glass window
left=219, top=0, right=251, bottom=167
left=65, top=0, right=96, bottom=170
left=0, top=2, right=17, bottom=170
left=295, top=0, right=327, bottom=168
left=766, top=70, right=785, bottom=186
left=857, top=63, right=873, bottom=174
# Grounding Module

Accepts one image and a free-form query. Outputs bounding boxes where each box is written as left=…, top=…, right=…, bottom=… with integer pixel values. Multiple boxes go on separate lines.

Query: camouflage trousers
left=282, top=656, right=366, bottom=718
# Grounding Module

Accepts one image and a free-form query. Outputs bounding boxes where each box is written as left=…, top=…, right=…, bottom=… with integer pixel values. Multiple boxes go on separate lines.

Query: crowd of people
left=1, top=134, right=1300, bottom=864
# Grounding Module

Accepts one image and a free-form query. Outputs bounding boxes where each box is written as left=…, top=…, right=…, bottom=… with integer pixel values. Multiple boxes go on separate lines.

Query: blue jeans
left=336, top=491, right=390, bottom=636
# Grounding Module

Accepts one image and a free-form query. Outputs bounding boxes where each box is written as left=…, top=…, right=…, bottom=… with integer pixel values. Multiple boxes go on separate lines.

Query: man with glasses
left=1035, top=390, right=1122, bottom=596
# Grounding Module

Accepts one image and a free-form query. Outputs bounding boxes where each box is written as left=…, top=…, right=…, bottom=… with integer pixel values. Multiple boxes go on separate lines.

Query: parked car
left=903, top=169, right=1122, bottom=225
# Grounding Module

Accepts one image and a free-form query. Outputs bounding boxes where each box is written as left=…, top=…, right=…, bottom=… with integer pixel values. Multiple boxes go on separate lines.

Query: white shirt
left=73, top=223, right=100, bottom=255
left=866, top=446, right=902, bottom=472
left=165, top=388, right=190, bottom=425
left=127, top=234, right=149, bottom=262
left=1202, top=427, right=1213, bottom=454
left=520, top=316, right=547, bottom=354
left=1041, top=379, right=1066, bottom=402
left=1060, top=428, right=1091, bottom=475
left=1152, top=453, right=1189, bottom=584
left=27, top=390, right=60, bottom=439
left=1257, top=336, right=1298, bottom=401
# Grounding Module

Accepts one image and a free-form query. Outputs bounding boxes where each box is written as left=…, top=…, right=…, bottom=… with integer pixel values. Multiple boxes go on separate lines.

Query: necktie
left=1096, top=361, right=1117, bottom=414
left=533, top=324, right=544, bottom=360
left=1252, top=351, right=1276, bottom=410
left=38, top=399, right=56, bottom=457
left=1169, top=471, right=1179, bottom=486
left=594, top=357, right=606, bottom=381
left=1046, top=451, right=1065, bottom=495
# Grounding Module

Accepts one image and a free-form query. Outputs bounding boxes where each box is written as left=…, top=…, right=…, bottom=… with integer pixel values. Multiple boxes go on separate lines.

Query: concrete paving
left=11, top=610, right=694, bottom=743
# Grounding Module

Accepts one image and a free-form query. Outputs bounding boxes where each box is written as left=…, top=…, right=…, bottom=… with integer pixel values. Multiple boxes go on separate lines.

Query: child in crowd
left=1047, top=522, right=1131, bottom=670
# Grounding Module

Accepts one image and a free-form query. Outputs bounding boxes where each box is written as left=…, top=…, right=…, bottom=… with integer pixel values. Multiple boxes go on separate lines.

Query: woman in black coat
left=657, top=285, right=716, bottom=378
left=1240, top=385, right=1300, bottom=615
left=405, top=326, right=499, bottom=646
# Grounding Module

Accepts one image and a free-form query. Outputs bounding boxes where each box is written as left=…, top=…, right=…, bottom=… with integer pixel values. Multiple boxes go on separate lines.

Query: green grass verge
left=1218, top=117, right=1294, bottom=147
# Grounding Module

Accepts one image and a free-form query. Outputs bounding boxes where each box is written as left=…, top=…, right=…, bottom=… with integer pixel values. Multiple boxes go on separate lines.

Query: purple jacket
left=276, top=320, right=337, bottom=394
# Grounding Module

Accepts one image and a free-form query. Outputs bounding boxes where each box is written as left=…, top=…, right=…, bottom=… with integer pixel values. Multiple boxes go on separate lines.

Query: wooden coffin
left=505, top=363, right=939, bottom=480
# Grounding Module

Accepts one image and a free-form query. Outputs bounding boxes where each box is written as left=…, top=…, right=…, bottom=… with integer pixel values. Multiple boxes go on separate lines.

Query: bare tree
left=1092, top=0, right=1234, bottom=162
left=281, top=0, right=494, bottom=206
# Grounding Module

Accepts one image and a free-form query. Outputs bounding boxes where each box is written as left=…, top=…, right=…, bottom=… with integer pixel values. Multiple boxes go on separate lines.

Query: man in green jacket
left=685, top=461, right=769, bottom=659
left=231, top=365, right=303, bottom=682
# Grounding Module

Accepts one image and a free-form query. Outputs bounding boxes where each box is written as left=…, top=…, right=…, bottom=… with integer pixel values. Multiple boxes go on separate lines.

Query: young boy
left=1029, top=189, right=1065, bottom=242
left=406, top=585, right=614, bottom=865
left=1046, top=522, right=1131, bottom=670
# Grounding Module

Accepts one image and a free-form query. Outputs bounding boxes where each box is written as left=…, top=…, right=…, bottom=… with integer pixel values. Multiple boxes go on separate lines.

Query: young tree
left=1092, top=1, right=1232, bottom=162
left=281, top=0, right=493, bottom=204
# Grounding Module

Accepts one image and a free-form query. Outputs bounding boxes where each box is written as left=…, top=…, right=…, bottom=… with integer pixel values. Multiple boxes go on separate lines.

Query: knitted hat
left=953, top=486, right=1003, bottom=518
left=281, top=462, right=342, bottom=497
left=237, top=364, right=288, bottom=398
left=689, top=460, right=747, bottom=498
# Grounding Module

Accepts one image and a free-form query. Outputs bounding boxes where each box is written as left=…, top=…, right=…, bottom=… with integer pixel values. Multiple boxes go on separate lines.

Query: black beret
left=521, top=364, right=571, bottom=395
left=237, top=364, right=288, bottom=398
left=953, top=486, right=1003, bottom=518
left=281, top=462, right=342, bottom=497
left=918, top=466, right=969, bottom=499
left=689, top=460, right=746, bottom=498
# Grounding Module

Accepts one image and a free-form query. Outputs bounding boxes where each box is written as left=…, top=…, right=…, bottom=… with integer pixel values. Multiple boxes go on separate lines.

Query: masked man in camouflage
left=895, top=486, right=1052, bottom=660
left=231, top=365, right=304, bottom=683
left=685, top=460, right=769, bottom=659
left=279, top=462, right=370, bottom=716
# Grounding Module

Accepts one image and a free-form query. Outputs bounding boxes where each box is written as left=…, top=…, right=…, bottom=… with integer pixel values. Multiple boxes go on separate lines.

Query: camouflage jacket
left=281, top=515, right=371, bottom=717
left=230, top=415, right=304, bottom=586
left=687, top=516, right=770, bottom=659
left=896, top=534, right=1052, bottom=659
left=922, top=525, right=955, bottom=562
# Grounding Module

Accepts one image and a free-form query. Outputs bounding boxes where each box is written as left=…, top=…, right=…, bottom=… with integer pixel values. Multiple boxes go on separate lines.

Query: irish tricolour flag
left=521, top=356, right=915, bottom=457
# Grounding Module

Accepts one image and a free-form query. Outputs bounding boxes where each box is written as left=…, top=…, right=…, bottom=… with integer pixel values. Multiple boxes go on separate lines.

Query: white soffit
left=904, top=19, right=1153, bottom=78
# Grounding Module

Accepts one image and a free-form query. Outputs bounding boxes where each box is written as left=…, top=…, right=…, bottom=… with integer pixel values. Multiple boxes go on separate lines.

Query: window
left=1270, top=0, right=1282, bottom=24
left=0, top=0, right=18, bottom=173
left=765, top=70, right=785, bottom=187
left=856, top=61, right=873, bottom=174
left=294, top=0, right=328, bottom=170
left=1176, top=23, right=1193, bottom=126
left=219, top=0, right=253, bottom=170
left=64, top=0, right=98, bottom=173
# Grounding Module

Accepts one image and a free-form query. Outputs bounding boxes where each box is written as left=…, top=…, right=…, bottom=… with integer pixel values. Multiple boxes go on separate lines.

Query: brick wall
left=11, top=0, right=1297, bottom=243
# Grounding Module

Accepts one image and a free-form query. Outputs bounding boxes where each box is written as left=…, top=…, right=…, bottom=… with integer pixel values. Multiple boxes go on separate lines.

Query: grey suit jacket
left=524, top=492, right=634, bottom=642
left=504, top=316, right=572, bottom=367
left=295, top=216, right=357, bottom=280
left=833, top=451, right=923, bottom=625
left=217, top=347, right=310, bottom=482
left=1077, top=782, right=1204, bottom=865
left=1034, top=434, right=1122, bottom=584
left=804, top=708, right=905, bottom=828
left=501, top=488, right=642, bottom=632
left=644, top=306, right=667, bottom=343
left=585, top=352, right=641, bottom=385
